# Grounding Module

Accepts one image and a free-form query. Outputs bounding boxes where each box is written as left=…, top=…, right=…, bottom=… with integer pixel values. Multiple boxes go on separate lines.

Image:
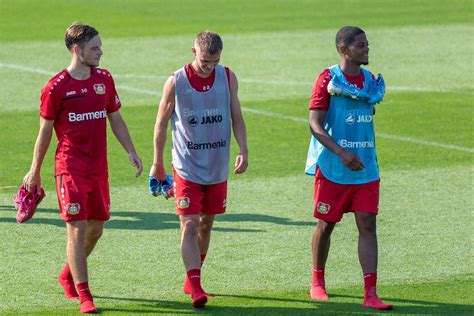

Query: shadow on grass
left=0, top=205, right=313, bottom=232
left=94, top=293, right=473, bottom=315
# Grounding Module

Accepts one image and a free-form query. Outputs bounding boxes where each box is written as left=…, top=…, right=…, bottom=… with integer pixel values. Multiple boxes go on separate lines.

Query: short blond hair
left=195, top=31, right=223, bottom=55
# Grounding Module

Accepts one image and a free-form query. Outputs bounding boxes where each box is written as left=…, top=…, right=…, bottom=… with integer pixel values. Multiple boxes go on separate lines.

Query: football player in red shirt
left=22, top=22, right=143, bottom=314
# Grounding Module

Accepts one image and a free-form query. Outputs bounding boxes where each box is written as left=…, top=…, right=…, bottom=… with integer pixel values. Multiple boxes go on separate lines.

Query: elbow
left=233, top=116, right=246, bottom=130
left=309, top=123, right=319, bottom=136
left=39, top=128, right=53, bottom=140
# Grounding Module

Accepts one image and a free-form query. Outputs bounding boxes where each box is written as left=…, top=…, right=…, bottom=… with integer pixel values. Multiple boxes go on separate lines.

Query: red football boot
left=310, top=282, right=329, bottom=301
left=363, top=295, right=393, bottom=310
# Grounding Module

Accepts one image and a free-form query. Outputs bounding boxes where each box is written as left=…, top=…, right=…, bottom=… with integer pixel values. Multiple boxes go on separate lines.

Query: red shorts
left=313, top=168, right=380, bottom=223
left=55, top=173, right=110, bottom=221
left=173, top=169, right=227, bottom=216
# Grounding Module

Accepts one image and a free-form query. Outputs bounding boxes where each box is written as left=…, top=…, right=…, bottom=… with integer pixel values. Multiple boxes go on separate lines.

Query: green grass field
left=0, top=0, right=473, bottom=314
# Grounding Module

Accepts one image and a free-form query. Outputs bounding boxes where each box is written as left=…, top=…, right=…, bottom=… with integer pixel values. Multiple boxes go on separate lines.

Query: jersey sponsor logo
left=177, top=197, right=190, bottom=209
left=338, top=139, right=374, bottom=148
left=183, top=108, right=219, bottom=118
left=345, top=113, right=372, bottom=125
left=93, top=83, right=106, bottom=95
left=345, top=114, right=355, bottom=125
left=201, top=115, right=222, bottom=125
left=188, top=115, right=199, bottom=127
left=184, top=109, right=223, bottom=126
left=187, top=139, right=227, bottom=150
left=68, top=108, right=107, bottom=122
left=66, top=90, right=76, bottom=96
left=187, top=114, right=223, bottom=126
left=317, top=202, right=331, bottom=214
left=66, top=203, right=80, bottom=215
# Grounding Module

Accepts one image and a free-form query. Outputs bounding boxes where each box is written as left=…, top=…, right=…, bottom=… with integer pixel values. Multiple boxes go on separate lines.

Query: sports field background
left=0, top=0, right=473, bottom=314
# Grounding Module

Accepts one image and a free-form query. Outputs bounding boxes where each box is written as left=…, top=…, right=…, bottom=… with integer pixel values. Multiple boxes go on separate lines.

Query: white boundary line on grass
left=2, top=62, right=473, bottom=153
left=1, top=62, right=468, bottom=93
left=0, top=62, right=161, bottom=96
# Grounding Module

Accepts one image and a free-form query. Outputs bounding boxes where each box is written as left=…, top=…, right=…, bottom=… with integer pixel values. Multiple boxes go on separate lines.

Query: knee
left=67, top=224, right=86, bottom=245
left=316, top=220, right=335, bottom=238
left=357, top=218, right=376, bottom=235
left=199, top=219, right=214, bottom=233
left=88, top=227, right=103, bottom=242
left=182, top=220, right=198, bottom=236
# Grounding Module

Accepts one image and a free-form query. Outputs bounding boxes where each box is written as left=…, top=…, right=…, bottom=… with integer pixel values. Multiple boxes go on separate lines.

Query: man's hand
left=128, top=152, right=143, bottom=177
left=234, top=152, right=248, bottom=174
left=338, top=150, right=364, bottom=171
left=149, top=163, right=167, bottom=181
left=22, top=171, right=41, bottom=193
left=148, top=163, right=166, bottom=197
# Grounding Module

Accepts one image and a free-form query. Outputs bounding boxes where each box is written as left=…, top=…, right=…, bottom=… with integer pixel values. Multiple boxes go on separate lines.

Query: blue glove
left=148, top=176, right=161, bottom=196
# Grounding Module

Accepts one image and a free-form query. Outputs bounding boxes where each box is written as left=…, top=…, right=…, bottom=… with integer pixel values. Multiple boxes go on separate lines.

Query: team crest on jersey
left=317, top=202, right=331, bottom=214
left=177, top=197, right=190, bottom=209
left=66, top=203, right=81, bottom=215
left=93, top=84, right=106, bottom=95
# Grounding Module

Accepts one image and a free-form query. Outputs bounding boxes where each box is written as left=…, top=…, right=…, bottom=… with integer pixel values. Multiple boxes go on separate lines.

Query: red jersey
left=40, top=67, right=121, bottom=177
left=309, top=68, right=372, bottom=111
left=184, top=63, right=230, bottom=92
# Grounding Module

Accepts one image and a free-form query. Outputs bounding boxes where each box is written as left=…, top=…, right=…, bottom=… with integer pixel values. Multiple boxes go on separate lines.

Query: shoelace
left=15, top=191, right=34, bottom=212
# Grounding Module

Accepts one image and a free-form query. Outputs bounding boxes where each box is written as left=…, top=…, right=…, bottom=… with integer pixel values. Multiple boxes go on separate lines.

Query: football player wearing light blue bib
left=306, top=26, right=392, bottom=311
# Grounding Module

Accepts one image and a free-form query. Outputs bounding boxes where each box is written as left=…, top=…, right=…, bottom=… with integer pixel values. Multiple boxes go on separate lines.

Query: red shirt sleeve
left=107, top=74, right=121, bottom=113
left=225, top=66, right=231, bottom=88
left=39, top=80, right=61, bottom=120
left=309, top=68, right=332, bottom=111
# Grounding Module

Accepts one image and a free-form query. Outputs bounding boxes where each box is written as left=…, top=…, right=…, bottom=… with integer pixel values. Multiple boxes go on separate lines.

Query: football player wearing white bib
left=150, top=31, right=248, bottom=308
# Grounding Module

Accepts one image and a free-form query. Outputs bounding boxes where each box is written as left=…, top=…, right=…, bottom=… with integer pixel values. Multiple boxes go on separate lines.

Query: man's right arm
left=23, top=117, right=54, bottom=192
left=309, top=110, right=364, bottom=172
left=309, top=69, right=364, bottom=172
left=150, top=75, right=176, bottom=180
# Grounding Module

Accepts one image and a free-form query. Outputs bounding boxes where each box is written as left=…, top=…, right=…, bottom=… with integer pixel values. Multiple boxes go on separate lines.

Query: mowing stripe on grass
left=0, top=61, right=469, bottom=93
left=2, top=62, right=473, bottom=153
left=240, top=108, right=474, bottom=154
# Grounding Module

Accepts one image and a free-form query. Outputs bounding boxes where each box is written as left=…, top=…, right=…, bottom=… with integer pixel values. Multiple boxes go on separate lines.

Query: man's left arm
left=229, top=70, right=248, bottom=174
left=108, top=110, right=143, bottom=176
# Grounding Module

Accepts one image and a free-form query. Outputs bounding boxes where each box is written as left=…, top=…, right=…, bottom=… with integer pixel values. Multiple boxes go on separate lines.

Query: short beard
left=79, top=53, right=98, bottom=68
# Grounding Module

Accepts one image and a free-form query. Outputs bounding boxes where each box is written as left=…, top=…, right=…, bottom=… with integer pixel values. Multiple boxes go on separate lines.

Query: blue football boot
left=160, top=173, right=174, bottom=199
left=148, top=175, right=161, bottom=196
left=327, top=75, right=370, bottom=100
left=367, top=74, right=385, bottom=104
